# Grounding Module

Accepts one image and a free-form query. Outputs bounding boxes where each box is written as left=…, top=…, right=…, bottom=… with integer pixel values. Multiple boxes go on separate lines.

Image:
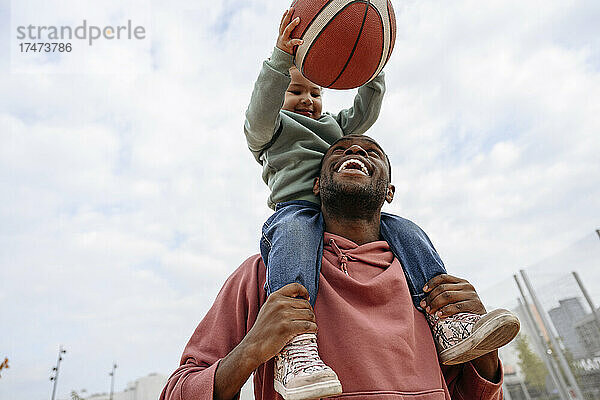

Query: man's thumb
left=279, top=282, right=310, bottom=300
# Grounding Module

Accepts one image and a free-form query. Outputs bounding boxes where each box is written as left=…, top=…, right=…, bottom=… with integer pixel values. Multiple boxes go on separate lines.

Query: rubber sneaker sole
left=274, top=378, right=342, bottom=400
left=439, top=309, right=520, bottom=365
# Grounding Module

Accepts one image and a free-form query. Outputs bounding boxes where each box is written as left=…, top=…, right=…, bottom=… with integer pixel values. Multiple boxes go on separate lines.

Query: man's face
left=315, top=136, right=394, bottom=216
left=282, top=67, right=323, bottom=120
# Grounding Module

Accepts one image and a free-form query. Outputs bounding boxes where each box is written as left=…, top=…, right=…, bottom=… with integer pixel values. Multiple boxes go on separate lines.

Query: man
left=161, top=135, right=505, bottom=400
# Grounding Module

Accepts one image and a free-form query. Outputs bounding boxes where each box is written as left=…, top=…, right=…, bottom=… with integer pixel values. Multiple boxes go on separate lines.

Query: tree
left=553, top=338, right=584, bottom=386
left=516, top=335, right=548, bottom=391
left=0, top=358, right=9, bottom=378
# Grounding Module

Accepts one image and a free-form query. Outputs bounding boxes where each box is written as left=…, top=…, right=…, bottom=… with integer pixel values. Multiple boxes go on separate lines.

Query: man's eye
left=312, top=93, right=320, bottom=98
left=288, top=90, right=300, bottom=95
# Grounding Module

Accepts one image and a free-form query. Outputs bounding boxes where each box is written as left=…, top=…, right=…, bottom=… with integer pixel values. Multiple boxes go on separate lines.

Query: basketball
left=290, top=0, right=396, bottom=90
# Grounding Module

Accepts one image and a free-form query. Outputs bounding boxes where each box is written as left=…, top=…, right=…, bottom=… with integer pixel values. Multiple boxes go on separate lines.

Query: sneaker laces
left=284, top=339, right=327, bottom=374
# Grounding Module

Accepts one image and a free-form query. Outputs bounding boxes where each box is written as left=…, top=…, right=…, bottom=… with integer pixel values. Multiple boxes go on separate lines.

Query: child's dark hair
left=319, top=134, right=392, bottom=182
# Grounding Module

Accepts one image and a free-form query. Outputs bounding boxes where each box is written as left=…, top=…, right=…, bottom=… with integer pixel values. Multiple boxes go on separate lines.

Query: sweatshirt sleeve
left=333, top=71, right=386, bottom=135
left=244, top=47, right=294, bottom=161
left=160, top=256, right=264, bottom=400
left=443, top=361, right=504, bottom=400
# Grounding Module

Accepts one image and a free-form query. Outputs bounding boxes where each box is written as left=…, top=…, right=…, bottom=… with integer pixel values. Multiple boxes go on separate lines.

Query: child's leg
left=379, top=212, right=446, bottom=310
left=260, top=200, right=323, bottom=308
left=260, top=201, right=342, bottom=399
left=380, top=212, right=520, bottom=365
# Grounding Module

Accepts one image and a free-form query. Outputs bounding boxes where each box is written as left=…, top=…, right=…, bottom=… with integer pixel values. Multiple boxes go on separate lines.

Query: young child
left=244, top=8, right=519, bottom=400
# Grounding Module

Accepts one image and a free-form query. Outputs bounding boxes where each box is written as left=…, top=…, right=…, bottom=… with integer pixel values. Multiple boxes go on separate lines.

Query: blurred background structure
left=481, top=231, right=600, bottom=400
left=63, top=373, right=168, bottom=400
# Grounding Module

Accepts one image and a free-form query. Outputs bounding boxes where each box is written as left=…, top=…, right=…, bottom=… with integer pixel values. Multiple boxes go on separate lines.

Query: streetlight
left=50, top=346, right=67, bottom=400
left=109, top=363, right=117, bottom=400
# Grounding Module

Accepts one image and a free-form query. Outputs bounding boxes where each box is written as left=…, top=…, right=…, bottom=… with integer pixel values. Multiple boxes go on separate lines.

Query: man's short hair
left=319, top=134, right=392, bottom=181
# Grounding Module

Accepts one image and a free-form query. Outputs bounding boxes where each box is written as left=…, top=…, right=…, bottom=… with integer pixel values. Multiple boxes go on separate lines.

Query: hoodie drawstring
left=328, top=238, right=356, bottom=276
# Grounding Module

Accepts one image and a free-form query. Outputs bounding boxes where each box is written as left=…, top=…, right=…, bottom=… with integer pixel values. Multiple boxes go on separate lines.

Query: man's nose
left=344, top=145, right=367, bottom=157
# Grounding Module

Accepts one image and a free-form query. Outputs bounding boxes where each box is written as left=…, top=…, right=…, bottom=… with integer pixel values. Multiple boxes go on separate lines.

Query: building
left=575, top=310, right=600, bottom=357
left=548, top=297, right=588, bottom=360
left=83, top=373, right=168, bottom=400
left=77, top=373, right=254, bottom=400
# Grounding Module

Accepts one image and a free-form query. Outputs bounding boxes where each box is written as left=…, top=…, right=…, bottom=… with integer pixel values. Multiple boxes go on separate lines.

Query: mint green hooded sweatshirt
left=244, top=47, right=386, bottom=209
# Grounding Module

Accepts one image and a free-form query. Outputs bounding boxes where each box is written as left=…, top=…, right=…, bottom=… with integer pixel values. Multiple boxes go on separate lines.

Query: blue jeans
left=260, top=200, right=446, bottom=309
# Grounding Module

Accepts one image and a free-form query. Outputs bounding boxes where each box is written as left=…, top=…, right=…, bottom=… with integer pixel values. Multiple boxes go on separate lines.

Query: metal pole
left=514, top=289, right=570, bottom=400
left=50, top=346, right=66, bottom=400
left=520, top=270, right=585, bottom=400
left=109, top=363, right=117, bottom=400
left=503, top=382, right=513, bottom=400
left=573, top=271, right=600, bottom=333
left=515, top=279, right=570, bottom=399
left=519, top=378, right=532, bottom=400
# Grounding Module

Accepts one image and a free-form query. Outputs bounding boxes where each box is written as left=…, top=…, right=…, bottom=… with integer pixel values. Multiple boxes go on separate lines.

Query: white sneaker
left=426, top=309, right=520, bottom=365
left=274, top=333, right=342, bottom=400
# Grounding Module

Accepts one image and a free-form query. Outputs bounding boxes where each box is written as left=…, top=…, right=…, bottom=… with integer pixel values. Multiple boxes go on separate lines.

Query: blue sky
left=1, top=0, right=599, bottom=399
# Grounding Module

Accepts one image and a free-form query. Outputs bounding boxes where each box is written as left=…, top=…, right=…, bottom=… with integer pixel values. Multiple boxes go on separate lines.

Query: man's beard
left=319, top=173, right=388, bottom=220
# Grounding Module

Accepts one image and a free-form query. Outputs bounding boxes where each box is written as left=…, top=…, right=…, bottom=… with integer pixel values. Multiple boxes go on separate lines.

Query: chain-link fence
left=480, top=231, right=600, bottom=400
left=241, top=232, right=600, bottom=400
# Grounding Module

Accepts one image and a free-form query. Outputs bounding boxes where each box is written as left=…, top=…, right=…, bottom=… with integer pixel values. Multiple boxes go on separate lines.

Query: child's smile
left=282, top=66, right=322, bottom=120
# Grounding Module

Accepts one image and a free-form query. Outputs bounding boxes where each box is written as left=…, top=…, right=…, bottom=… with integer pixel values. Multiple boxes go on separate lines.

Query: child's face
left=282, top=67, right=322, bottom=120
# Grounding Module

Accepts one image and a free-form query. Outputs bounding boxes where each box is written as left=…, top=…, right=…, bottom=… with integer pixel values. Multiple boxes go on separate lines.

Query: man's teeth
left=337, top=159, right=369, bottom=175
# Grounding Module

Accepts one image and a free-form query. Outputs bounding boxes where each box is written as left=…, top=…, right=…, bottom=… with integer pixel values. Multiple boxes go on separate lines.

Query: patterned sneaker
left=274, top=333, right=342, bottom=400
left=426, top=309, right=520, bottom=365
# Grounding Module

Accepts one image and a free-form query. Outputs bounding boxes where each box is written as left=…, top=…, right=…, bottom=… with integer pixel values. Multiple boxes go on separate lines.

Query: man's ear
left=385, top=184, right=395, bottom=203
left=313, top=177, right=320, bottom=196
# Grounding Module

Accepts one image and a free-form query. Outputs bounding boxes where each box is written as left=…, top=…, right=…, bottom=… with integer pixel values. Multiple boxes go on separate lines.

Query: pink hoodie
left=161, top=232, right=503, bottom=399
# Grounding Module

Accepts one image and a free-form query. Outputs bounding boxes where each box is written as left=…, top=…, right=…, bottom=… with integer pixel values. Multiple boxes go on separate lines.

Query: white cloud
left=1, top=0, right=599, bottom=399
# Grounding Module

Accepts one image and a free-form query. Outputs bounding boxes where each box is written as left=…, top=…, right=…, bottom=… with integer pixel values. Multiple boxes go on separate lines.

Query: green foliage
left=516, top=335, right=547, bottom=391
left=553, top=338, right=583, bottom=385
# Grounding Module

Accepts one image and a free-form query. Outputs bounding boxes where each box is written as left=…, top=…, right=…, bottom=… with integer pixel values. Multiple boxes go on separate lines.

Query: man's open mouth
left=336, top=158, right=370, bottom=176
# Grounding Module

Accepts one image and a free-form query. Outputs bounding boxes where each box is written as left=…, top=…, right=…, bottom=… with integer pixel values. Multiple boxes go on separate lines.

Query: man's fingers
left=289, top=297, right=312, bottom=310
left=423, top=290, right=474, bottom=314
left=422, top=282, right=473, bottom=306
left=418, top=273, right=488, bottom=318
left=290, top=320, right=318, bottom=336
left=276, top=296, right=312, bottom=312
left=276, top=282, right=310, bottom=301
left=286, top=307, right=316, bottom=322
left=437, top=300, right=485, bottom=318
left=423, top=274, right=465, bottom=292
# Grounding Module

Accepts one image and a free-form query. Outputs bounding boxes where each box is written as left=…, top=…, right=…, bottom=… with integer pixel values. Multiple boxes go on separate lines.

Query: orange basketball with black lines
left=290, top=0, right=396, bottom=89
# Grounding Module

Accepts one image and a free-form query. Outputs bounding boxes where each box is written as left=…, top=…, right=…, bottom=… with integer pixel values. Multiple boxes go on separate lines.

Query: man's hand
left=276, top=7, right=304, bottom=55
left=245, top=283, right=317, bottom=365
left=420, top=274, right=486, bottom=318
left=421, top=274, right=501, bottom=383
left=214, top=283, right=317, bottom=400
